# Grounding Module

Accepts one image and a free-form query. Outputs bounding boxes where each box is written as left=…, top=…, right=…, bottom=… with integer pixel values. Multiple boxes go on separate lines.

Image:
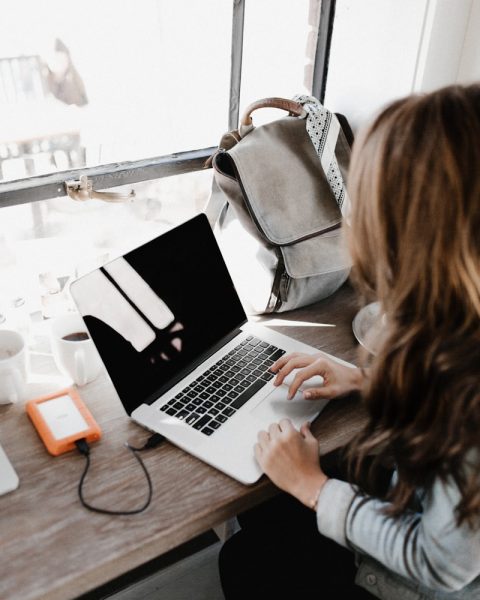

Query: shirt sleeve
left=315, top=475, right=480, bottom=592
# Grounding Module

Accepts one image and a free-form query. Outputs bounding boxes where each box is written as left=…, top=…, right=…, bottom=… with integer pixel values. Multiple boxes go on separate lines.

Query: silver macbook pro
left=70, top=213, right=348, bottom=484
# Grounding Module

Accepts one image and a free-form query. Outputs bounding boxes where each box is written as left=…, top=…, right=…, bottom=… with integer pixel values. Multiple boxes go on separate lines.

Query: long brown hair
left=346, top=84, right=480, bottom=525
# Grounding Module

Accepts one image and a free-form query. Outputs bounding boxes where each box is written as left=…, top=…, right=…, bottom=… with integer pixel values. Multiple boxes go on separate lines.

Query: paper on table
left=0, top=442, right=19, bottom=496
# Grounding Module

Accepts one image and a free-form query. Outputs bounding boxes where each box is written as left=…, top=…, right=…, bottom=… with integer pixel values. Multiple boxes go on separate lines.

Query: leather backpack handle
left=240, top=97, right=306, bottom=127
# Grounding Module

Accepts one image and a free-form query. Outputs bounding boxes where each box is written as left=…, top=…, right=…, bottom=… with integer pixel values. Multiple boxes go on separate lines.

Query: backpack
left=205, top=95, right=353, bottom=315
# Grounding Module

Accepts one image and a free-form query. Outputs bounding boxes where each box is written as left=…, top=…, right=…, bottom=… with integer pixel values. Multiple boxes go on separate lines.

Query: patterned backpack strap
left=293, top=94, right=351, bottom=220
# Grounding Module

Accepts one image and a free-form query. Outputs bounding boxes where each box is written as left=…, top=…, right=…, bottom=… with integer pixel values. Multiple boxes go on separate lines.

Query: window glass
left=0, top=170, right=213, bottom=325
left=0, top=0, right=232, bottom=183
left=324, top=0, right=428, bottom=130
left=239, top=0, right=317, bottom=126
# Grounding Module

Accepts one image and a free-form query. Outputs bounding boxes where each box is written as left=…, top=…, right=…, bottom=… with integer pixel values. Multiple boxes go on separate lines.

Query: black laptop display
left=72, top=214, right=247, bottom=415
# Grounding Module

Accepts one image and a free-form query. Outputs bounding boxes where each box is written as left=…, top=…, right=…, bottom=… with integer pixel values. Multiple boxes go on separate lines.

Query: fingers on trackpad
left=282, top=372, right=324, bottom=391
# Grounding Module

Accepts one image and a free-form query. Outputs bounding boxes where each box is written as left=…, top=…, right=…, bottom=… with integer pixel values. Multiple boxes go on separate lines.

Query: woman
left=218, top=84, right=480, bottom=599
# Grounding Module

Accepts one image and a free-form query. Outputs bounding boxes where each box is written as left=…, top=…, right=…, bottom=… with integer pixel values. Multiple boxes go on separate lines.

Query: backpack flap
left=216, top=115, right=350, bottom=278
left=229, top=116, right=341, bottom=241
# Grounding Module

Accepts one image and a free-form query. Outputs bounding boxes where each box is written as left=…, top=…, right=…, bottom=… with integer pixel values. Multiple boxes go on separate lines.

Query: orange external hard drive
left=26, top=388, right=101, bottom=456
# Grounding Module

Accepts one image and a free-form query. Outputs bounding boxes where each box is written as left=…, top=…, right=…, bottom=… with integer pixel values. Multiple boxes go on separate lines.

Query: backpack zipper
left=279, top=271, right=291, bottom=304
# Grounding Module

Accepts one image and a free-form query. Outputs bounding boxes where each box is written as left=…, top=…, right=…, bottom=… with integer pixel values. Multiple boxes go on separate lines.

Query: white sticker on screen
left=37, top=395, right=89, bottom=440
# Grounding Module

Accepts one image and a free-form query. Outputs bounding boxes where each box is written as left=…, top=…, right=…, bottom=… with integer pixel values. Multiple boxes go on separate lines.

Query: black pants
left=218, top=451, right=376, bottom=599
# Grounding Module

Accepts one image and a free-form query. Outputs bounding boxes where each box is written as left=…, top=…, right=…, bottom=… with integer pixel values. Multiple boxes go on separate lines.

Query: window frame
left=0, top=0, right=335, bottom=209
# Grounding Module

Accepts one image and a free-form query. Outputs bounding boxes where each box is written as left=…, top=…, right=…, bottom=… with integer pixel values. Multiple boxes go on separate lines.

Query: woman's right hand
left=270, top=353, right=365, bottom=400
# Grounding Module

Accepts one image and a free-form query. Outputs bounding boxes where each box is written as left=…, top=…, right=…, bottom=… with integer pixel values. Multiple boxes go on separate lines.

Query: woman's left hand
left=254, top=419, right=328, bottom=509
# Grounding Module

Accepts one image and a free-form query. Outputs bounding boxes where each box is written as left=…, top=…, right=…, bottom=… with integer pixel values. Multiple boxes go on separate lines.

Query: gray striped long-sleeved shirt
left=316, top=472, right=480, bottom=599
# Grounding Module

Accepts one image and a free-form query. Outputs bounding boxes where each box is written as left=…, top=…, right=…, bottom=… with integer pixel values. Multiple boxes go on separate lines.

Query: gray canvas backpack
left=205, top=95, right=353, bottom=315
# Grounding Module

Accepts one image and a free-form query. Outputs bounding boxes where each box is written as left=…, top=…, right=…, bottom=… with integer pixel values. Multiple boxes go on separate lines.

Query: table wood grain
left=0, top=282, right=366, bottom=600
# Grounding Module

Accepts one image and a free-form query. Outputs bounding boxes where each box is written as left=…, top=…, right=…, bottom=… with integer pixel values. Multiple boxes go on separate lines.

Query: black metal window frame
left=0, top=0, right=336, bottom=209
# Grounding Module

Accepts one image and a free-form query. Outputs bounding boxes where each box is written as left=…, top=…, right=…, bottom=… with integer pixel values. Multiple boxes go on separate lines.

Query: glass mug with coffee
left=62, top=331, right=90, bottom=342
left=49, top=313, right=103, bottom=386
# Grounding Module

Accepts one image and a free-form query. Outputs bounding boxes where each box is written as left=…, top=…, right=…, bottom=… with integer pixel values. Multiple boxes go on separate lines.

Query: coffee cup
left=0, top=330, right=27, bottom=404
left=49, top=313, right=103, bottom=386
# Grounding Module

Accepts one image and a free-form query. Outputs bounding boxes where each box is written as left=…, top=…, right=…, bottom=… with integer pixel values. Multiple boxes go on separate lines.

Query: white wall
left=324, top=0, right=480, bottom=130
left=457, top=0, right=480, bottom=83
left=413, top=0, right=474, bottom=92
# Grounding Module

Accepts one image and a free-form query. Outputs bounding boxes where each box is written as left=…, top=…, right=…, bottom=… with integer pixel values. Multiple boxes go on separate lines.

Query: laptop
left=70, top=213, right=345, bottom=484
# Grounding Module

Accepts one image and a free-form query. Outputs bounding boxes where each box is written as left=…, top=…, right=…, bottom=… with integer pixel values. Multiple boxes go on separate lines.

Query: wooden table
left=0, top=282, right=366, bottom=600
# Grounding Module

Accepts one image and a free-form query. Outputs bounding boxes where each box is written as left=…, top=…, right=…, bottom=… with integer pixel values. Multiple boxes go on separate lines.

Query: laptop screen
left=70, top=214, right=247, bottom=415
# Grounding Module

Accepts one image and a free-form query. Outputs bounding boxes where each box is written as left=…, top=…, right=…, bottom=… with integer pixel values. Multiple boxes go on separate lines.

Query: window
left=0, top=0, right=334, bottom=324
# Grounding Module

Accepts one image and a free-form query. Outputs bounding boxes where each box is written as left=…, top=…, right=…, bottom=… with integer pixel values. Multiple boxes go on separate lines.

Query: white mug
left=0, top=330, right=27, bottom=404
left=49, top=313, right=103, bottom=386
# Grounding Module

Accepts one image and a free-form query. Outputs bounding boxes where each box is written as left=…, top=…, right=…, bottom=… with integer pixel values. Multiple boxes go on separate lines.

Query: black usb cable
left=75, top=433, right=165, bottom=515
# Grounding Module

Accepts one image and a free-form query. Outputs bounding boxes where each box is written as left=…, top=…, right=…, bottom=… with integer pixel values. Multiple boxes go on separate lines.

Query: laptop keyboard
left=159, top=336, right=285, bottom=436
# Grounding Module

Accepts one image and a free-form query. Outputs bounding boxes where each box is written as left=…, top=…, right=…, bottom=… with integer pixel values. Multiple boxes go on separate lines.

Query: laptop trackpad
left=250, top=386, right=328, bottom=428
